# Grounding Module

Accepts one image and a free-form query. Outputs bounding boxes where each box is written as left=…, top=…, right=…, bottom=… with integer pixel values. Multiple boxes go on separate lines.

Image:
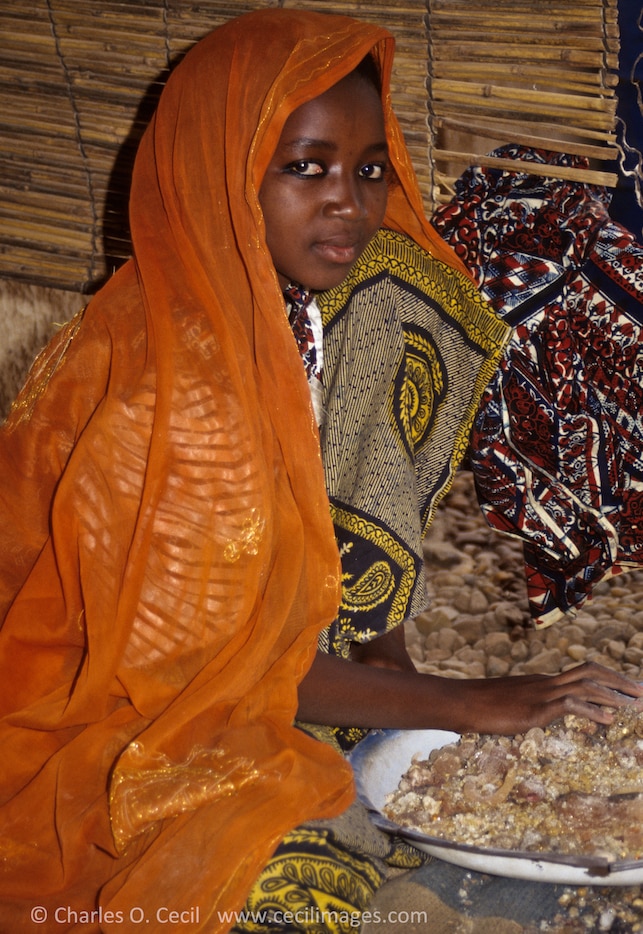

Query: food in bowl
left=384, top=706, right=643, bottom=860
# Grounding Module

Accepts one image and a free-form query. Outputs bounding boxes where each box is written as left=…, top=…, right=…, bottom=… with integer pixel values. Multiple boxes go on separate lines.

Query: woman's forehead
left=278, top=72, right=385, bottom=140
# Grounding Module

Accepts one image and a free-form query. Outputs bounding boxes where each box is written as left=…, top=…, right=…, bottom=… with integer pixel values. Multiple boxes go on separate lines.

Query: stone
left=587, top=652, right=621, bottom=671
left=566, top=644, right=588, bottom=662
left=414, top=606, right=459, bottom=635
left=436, top=628, right=466, bottom=653
left=428, top=571, right=468, bottom=588
left=480, top=631, right=512, bottom=657
left=454, top=530, right=491, bottom=547
left=573, top=612, right=600, bottom=632
left=614, top=607, right=638, bottom=622
left=623, top=645, right=643, bottom=666
left=452, top=616, right=485, bottom=644
left=491, top=601, right=525, bottom=627
left=486, top=656, right=511, bottom=678
left=591, top=622, right=636, bottom=649
left=559, top=623, right=586, bottom=645
left=452, top=588, right=472, bottom=613
left=606, top=639, right=626, bottom=660
left=454, top=644, right=485, bottom=665
left=441, top=657, right=486, bottom=678
left=510, top=641, right=529, bottom=663
left=468, top=588, right=490, bottom=614
left=528, top=639, right=546, bottom=658
left=423, top=647, right=453, bottom=662
left=423, top=540, right=465, bottom=564
left=521, top=648, right=563, bottom=675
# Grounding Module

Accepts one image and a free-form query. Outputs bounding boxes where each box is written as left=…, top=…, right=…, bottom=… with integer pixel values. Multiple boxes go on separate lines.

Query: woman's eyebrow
left=282, top=137, right=388, bottom=154
left=282, top=137, right=338, bottom=152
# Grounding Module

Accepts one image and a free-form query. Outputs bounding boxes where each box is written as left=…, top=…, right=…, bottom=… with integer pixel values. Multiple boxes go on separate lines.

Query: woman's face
left=259, top=70, right=389, bottom=292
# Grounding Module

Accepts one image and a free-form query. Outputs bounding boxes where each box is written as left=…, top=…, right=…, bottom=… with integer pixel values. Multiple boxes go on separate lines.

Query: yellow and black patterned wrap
left=318, top=229, right=509, bottom=663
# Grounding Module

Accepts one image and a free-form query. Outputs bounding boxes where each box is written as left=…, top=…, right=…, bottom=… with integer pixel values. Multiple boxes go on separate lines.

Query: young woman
left=0, top=9, right=640, bottom=932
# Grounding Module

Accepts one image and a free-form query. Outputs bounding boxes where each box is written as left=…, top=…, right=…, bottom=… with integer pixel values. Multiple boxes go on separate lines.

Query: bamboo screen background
left=0, top=0, right=620, bottom=293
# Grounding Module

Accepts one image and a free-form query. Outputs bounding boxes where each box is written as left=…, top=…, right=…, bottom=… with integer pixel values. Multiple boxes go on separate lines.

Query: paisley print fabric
left=230, top=803, right=423, bottom=934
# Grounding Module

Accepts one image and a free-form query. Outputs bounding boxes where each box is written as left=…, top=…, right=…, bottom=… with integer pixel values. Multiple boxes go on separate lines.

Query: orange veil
left=0, top=9, right=467, bottom=930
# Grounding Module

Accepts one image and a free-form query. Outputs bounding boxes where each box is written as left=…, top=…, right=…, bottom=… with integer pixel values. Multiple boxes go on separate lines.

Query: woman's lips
left=313, top=239, right=362, bottom=265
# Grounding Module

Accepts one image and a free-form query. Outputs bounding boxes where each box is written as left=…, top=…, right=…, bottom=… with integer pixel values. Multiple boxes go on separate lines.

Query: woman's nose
left=324, top=175, right=367, bottom=218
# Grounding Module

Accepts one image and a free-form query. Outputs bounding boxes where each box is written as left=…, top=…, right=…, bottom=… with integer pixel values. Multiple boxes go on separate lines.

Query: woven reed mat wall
left=427, top=0, right=620, bottom=204
left=0, top=0, right=620, bottom=293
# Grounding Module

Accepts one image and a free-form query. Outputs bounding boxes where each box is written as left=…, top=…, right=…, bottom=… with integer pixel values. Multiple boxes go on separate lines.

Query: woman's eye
left=286, top=161, right=325, bottom=177
left=359, top=162, right=387, bottom=180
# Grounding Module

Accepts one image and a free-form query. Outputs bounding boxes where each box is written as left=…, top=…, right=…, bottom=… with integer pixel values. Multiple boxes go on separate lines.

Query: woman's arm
left=348, top=624, right=416, bottom=672
left=297, top=649, right=643, bottom=735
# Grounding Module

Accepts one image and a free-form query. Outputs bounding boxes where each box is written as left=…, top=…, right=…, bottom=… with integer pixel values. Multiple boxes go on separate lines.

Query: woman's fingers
left=553, top=661, right=643, bottom=697
left=527, top=664, right=643, bottom=727
left=546, top=663, right=643, bottom=715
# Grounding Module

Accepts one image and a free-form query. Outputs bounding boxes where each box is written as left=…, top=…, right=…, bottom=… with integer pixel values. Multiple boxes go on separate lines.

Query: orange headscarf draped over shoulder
left=0, top=10, right=466, bottom=931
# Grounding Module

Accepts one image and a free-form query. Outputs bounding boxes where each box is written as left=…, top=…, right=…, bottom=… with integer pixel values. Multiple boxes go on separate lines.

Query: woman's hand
left=441, top=662, right=643, bottom=735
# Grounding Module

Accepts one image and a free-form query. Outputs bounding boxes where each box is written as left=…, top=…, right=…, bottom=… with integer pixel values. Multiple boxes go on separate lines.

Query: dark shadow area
left=94, top=47, right=192, bottom=293
left=608, top=1, right=643, bottom=241
left=99, top=73, right=167, bottom=286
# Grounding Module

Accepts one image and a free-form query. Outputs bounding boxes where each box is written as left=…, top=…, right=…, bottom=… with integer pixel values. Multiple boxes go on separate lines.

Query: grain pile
left=404, top=469, right=643, bottom=933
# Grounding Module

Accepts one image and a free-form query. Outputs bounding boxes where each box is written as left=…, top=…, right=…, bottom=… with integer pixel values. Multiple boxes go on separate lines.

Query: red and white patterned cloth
left=433, top=145, right=643, bottom=626
left=284, top=283, right=325, bottom=425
